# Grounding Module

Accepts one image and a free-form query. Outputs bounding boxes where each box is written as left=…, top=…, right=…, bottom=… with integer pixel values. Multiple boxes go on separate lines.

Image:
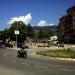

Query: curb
left=33, top=52, right=75, bottom=62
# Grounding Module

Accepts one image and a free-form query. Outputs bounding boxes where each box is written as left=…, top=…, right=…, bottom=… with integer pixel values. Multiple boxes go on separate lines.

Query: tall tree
left=38, top=29, right=44, bottom=39
left=27, top=24, right=34, bottom=38
left=9, top=21, right=27, bottom=41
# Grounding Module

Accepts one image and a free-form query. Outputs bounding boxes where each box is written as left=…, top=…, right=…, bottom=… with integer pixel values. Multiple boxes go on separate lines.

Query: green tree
left=43, top=30, right=50, bottom=39
left=0, top=28, right=9, bottom=41
left=27, top=24, right=34, bottom=38
left=10, top=21, right=27, bottom=40
left=38, top=29, right=44, bottom=39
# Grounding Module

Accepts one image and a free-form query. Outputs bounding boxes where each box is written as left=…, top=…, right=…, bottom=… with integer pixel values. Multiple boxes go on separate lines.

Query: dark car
left=17, top=48, right=27, bottom=58
left=58, top=41, right=64, bottom=47
left=6, top=43, right=13, bottom=48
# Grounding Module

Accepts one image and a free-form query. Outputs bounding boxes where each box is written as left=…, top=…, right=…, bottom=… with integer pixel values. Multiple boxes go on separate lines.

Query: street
left=0, top=48, right=75, bottom=75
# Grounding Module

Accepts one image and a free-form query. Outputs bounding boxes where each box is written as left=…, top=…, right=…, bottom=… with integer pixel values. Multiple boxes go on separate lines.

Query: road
left=0, top=48, right=75, bottom=75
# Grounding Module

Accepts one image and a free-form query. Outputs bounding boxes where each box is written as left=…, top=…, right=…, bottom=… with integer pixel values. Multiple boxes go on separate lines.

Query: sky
left=0, top=0, right=75, bottom=30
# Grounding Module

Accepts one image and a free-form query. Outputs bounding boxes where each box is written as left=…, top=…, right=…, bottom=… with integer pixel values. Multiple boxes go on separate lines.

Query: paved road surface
left=0, top=48, right=75, bottom=75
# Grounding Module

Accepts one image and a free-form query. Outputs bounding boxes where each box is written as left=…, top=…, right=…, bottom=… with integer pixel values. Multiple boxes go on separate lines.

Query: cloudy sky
left=0, top=0, right=75, bottom=30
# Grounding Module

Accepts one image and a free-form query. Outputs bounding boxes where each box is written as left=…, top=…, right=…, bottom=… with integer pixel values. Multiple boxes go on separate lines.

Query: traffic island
left=36, top=48, right=75, bottom=61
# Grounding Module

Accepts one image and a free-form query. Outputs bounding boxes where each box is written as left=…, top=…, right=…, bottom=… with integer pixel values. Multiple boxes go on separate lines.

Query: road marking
left=22, top=63, right=29, bottom=66
left=11, top=60, right=16, bottom=62
left=3, top=54, right=6, bottom=57
left=35, top=65, right=48, bottom=69
left=59, top=69, right=75, bottom=72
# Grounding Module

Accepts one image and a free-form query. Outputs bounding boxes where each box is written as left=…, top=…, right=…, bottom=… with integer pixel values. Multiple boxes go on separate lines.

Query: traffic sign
left=15, top=30, right=19, bottom=34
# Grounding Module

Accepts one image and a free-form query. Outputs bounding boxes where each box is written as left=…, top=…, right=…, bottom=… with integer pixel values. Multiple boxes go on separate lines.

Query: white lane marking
left=35, top=65, right=48, bottom=69
left=59, top=69, right=75, bottom=72
left=11, top=60, right=16, bottom=62
left=22, top=63, right=29, bottom=65
left=4, top=54, right=6, bottom=57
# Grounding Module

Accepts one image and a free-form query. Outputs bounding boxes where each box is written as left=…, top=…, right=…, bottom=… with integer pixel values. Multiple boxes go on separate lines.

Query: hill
left=33, top=25, right=58, bottom=31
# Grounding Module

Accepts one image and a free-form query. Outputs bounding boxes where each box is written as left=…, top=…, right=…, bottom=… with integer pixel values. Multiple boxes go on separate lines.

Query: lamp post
left=15, top=30, right=19, bottom=48
left=15, top=22, right=19, bottom=48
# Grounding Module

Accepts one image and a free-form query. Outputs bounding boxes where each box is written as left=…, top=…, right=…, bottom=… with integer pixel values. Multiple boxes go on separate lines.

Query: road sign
left=15, top=30, right=19, bottom=34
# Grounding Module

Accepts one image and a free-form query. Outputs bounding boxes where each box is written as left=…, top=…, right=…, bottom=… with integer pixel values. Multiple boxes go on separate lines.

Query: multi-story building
left=58, top=6, right=75, bottom=43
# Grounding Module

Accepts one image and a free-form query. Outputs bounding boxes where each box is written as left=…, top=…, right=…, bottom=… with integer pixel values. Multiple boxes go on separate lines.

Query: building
left=58, top=6, right=75, bottom=43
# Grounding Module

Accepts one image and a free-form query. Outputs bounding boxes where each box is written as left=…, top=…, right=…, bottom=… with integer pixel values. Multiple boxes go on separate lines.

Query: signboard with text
left=15, top=30, right=19, bottom=34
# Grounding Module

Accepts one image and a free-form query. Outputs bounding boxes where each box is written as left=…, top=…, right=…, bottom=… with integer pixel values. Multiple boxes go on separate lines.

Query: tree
left=27, top=24, right=34, bottom=38
left=0, top=21, right=35, bottom=42
left=38, top=29, right=44, bottom=39
left=43, top=30, right=50, bottom=39
left=10, top=21, right=27, bottom=41
left=0, top=28, right=9, bottom=41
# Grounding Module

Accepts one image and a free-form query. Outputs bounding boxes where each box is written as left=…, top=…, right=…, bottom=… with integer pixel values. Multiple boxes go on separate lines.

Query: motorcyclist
left=17, top=46, right=27, bottom=58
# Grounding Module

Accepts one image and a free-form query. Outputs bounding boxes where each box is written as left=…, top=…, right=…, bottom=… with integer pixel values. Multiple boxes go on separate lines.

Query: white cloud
left=37, top=20, right=48, bottom=27
left=37, top=20, right=55, bottom=27
left=8, top=13, right=32, bottom=25
left=49, top=23, right=54, bottom=26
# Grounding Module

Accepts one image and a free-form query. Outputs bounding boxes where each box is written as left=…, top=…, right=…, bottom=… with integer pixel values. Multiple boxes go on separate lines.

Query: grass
left=36, top=48, right=75, bottom=58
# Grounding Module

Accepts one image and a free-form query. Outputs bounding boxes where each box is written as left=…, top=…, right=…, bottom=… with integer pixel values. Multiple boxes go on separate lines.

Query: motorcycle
left=17, top=47, right=27, bottom=58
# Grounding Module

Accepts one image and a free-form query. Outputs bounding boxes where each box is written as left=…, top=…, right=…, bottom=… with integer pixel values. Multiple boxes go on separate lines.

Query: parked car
left=6, top=43, right=13, bottom=47
left=58, top=41, right=64, bottom=47
left=51, top=40, right=58, bottom=45
left=0, top=42, right=6, bottom=48
left=48, top=40, right=58, bottom=45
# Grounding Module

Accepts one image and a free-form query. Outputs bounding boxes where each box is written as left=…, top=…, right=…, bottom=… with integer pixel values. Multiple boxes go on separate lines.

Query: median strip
left=36, top=48, right=75, bottom=61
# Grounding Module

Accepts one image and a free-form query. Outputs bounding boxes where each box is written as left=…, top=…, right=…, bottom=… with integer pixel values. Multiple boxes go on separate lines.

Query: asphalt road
left=0, top=48, right=75, bottom=75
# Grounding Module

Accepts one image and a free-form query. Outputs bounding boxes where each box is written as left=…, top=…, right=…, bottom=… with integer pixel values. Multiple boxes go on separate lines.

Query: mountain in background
left=33, top=25, right=58, bottom=32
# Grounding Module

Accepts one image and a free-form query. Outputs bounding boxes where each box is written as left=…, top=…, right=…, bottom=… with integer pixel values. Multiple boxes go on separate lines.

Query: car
left=49, top=40, right=58, bottom=45
left=17, top=48, right=27, bottom=58
left=58, top=43, right=64, bottom=47
left=25, top=45, right=29, bottom=49
left=58, top=41, right=64, bottom=47
left=6, top=43, right=13, bottom=48
left=52, top=41, right=58, bottom=45
left=0, top=42, right=6, bottom=48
